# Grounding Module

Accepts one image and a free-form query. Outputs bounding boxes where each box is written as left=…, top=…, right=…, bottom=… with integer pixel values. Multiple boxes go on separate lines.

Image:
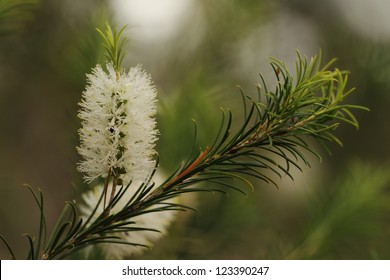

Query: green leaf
left=96, top=21, right=128, bottom=75
left=0, top=234, right=16, bottom=259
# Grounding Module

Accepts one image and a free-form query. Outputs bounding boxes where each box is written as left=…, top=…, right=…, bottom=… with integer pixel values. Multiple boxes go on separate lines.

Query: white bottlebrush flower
left=77, top=63, right=158, bottom=184
left=79, top=181, right=177, bottom=259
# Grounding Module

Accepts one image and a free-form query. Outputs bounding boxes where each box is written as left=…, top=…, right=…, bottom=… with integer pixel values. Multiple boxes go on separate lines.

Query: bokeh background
left=0, top=0, right=389, bottom=259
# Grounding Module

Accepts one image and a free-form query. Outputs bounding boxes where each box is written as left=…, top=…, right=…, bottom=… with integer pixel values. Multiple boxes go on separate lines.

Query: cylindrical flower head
left=79, top=182, right=177, bottom=259
left=77, top=63, right=158, bottom=184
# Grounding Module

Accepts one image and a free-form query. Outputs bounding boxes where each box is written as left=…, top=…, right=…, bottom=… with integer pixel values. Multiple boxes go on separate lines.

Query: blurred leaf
left=0, top=0, right=37, bottom=35
left=287, top=161, right=390, bottom=259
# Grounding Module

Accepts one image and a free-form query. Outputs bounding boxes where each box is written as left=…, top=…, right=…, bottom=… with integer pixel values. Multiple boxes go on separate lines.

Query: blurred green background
left=0, top=0, right=389, bottom=259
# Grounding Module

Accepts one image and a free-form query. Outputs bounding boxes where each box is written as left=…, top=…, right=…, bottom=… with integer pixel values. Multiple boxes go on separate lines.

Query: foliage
left=0, top=20, right=366, bottom=258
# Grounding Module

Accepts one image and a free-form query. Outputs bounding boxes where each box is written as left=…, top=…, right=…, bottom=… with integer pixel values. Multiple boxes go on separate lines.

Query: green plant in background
left=0, top=0, right=37, bottom=35
left=0, top=22, right=367, bottom=260
left=286, top=162, right=390, bottom=259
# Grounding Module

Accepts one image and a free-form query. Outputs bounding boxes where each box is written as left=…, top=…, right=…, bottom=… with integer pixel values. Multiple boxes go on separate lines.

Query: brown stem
left=163, top=147, right=210, bottom=190
left=104, top=175, right=118, bottom=218
left=103, top=168, right=112, bottom=210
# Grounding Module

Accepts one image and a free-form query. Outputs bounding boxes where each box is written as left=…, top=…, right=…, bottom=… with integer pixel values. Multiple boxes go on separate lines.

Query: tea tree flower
left=77, top=63, right=158, bottom=184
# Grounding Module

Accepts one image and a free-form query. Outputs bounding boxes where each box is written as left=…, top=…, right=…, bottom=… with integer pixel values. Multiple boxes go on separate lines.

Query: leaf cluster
left=155, top=51, right=367, bottom=192
left=96, top=21, right=128, bottom=77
